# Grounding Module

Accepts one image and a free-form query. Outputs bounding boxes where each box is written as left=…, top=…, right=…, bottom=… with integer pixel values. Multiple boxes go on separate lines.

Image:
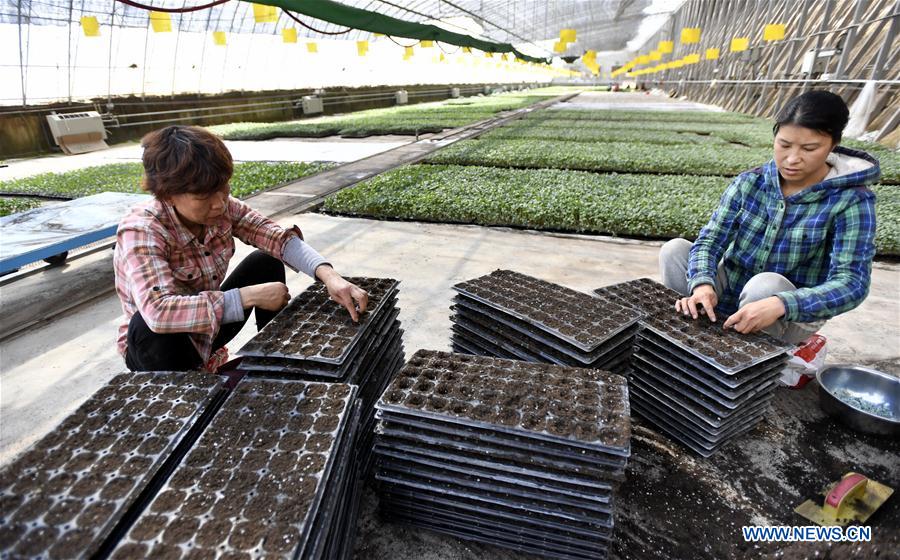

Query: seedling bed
left=636, top=332, right=787, bottom=392
left=376, top=484, right=613, bottom=541
left=454, top=270, right=641, bottom=352
left=630, top=377, right=770, bottom=439
left=374, top=445, right=612, bottom=505
left=240, top=305, right=400, bottom=379
left=594, top=279, right=791, bottom=373
left=375, top=427, right=625, bottom=483
left=377, top=350, right=630, bottom=455
left=0, top=371, right=222, bottom=560
left=382, top=504, right=607, bottom=560
left=633, top=352, right=779, bottom=409
left=452, top=301, right=639, bottom=367
left=377, top=453, right=612, bottom=512
left=373, top=440, right=616, bottom=492
left=452, top=294, right=641, bottom=364
left=111, top=379, right=357, bottom=560
left=376, top=410, right=628, bottom=469
left=239, top=277, right=398, bottom=364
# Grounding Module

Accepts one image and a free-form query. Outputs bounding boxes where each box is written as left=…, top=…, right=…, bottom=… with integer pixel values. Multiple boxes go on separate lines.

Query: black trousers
left=125, top=250, right=285, bottom=371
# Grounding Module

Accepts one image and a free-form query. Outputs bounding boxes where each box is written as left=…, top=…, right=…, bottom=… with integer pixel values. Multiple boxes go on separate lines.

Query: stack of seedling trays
left=111, top=379, right=362, bottom=560
left=373, top=350, right=631, bottom=560
left=594, top=278, right=793, bottom=457
left=238, top=276, right=405, bottom=473
left=0, top=371, right=224, bottom=559
left=450, top=269, right=642, bottom=377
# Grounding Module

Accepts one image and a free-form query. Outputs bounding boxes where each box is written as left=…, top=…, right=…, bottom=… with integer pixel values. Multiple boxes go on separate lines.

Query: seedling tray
left=631, top=360, right=775, bottom=418
left=453, top=269, right=641, bottom=352
left=381, top=503, right=608, bottom=560
left=632, top=353, right=779, bottom=409
left=451, top=306, right=637, bottom=368
left=374, top=428, right=624, bottom=484
left=452, top=294, right=640, bottom=363
left=376, top=410, right=629, bottom=468
left=594, top=278, right=792, bottom=373
left=300, top=400, right=362, bottom=560
left=376, top=483, right=614, bottom=539
left=0, top=371, right=223, bottom=560
left=376, top=350, right=630, bottom=456
left=239, top=277, right=398, bottom=364
left=111, top=379, right=357, bottom=560
left=239, top=299, right=399, bottom=377
left=373, top=437, right=616, bottom=493
left=630, top=376, right=771, bottom=439
left=374, top=445, right=612, bottom=505
left=377, top=453, right=612, bottom=512
left=630, top=393, right=761, bottom=458
left=637, top=332, right=788, bottom=393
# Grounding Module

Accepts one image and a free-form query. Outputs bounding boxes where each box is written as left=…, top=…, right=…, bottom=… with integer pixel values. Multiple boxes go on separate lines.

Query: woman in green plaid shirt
left=659, top=91, right=880, bottom=345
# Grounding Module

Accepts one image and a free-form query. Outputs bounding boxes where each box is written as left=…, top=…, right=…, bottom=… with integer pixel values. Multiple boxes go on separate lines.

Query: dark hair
left=773, top=91, right=849, bottom=144
left=140, top=125, right=233, bottom=199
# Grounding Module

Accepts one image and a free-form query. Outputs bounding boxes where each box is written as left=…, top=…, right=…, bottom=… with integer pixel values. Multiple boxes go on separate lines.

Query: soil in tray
left=0, top=370, right=220, bottom=559
left=239, top=277, right=397, bottom=361
left=595, top=278, right=788, bottom=370
left=112, top=378, right=355, bottom=559
left=453, top=269, right=641, bottom=350
left=378, top=350, right=630, bottom=451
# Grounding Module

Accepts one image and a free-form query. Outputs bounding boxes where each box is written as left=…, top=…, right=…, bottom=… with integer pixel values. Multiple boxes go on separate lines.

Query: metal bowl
left=817, top=365, right=900, bottom=437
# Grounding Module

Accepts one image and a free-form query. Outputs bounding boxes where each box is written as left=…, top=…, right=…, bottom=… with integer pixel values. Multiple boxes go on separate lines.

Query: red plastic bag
left=779, top=334, right=827, bottom=389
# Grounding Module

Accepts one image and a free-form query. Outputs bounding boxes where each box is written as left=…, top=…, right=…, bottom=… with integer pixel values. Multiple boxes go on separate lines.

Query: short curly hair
left=140, top=125, right=233, bottom=199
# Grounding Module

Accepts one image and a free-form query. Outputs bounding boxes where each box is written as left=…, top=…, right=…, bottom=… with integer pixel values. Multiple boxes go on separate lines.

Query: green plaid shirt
left=688, top=146, right=880, bottom=323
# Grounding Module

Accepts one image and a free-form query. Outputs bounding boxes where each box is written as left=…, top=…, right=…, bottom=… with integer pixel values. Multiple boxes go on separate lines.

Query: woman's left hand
left=723, top=296, right=786, bottom=334
left=316, top=265, right=369, bottom=322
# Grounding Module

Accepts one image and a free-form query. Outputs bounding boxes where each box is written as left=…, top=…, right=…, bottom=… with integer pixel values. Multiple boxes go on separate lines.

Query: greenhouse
left=0, top=1, right=898, bottom=559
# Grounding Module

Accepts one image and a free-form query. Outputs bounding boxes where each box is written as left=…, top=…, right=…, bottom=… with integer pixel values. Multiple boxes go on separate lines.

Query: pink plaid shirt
left=114, top=196, right=295, bottom=362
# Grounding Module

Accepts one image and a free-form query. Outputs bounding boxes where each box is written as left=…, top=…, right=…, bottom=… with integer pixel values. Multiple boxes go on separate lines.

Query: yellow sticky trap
left=681, top=27, right=701, bottom=44
left=764, top=23, right=786, bottom=41
left=253, top=3, right=277, bottom=23
left=462, top=46, right=472, bottom=54
left=149, top=11, right=171, bottom=33
left=282, top=28, right=297, bottom=43
left=212, top=31, right=227, bottom=46
left=439, top=53, right=445, bottom=62
left=306, top=42, right=318, bottom=53
left=560, top=29, right=577, bottom=42
left=553, top=41, right=566, bottom=53
left=683, top=53, right=700, bottom=64
left=731, top=37, right=749, bottom=52
left=637, top=54, right=650, bottom=65
left=500, top=53, right=508, bottom=61
left=485, top=52, right=493, bottom=58
left=373, top=32, right=384, bottom=37
left=658, top=40, right=674, bottom=53
left=705, top=48, right=720, bottom=60
left=404, top=46, right=414, bottom=57
left=81, top=16, right=100, bottom=37
left=356, top=40, right=368, bottom=55
left=420, top=40, right=433, bottom=48
left=671, top=60, right=684, bottom=68
left=649, top=50, right=661, bottom=61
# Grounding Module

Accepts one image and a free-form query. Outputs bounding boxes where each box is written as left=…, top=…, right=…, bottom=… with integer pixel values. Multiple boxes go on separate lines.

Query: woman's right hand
left=675, top=284, right=718, bottom=322
left=240, top=282, right=290, bottom=311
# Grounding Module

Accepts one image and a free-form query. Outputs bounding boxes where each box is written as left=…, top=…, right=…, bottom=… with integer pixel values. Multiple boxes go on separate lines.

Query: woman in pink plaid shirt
left=114, top=126, right=368, bottom=371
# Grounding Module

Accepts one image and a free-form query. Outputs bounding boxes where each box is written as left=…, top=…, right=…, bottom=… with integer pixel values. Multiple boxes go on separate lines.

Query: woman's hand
left=723, top=296, right=785, bottom=334
left=316, top=265, right=369, bottom=322
left=675, top=284, right=719, bottom=322
left=239, top=282, right=290, bottom=311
